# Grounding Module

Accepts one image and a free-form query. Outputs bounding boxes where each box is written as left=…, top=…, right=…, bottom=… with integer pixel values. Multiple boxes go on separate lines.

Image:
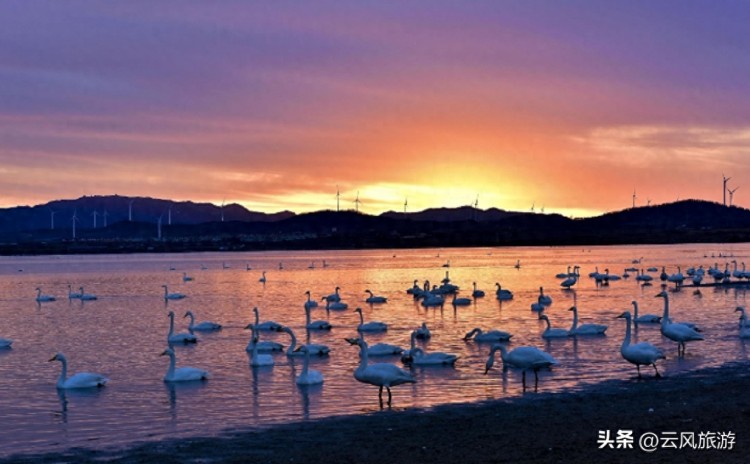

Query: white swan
left=324, top=287, right=342, bottom=303
left=48, top=353, right=108, bottom=389
left=304, top=290, right=319, bottom=310
left=569, top=306, right=608, bottom=335
left=36, top=287, right=56, bottom=302
left=253, top=307, right=283, bottom=331
left=656, top=291, right=703, bottom=356
left=162, top=285, right=186, bottom=301
left=354, top=307, right=387, bottom=333
left=184, top=310, right=222, bottom=331
left=295, top=346, right=324, bottom=386
left=414, top=322, right=431, bottom=339
left=463, top=327, right=512, bottom=342
left=244, top=323, right=283, bottom=352
left=631, top=300, right=661, bottom=324
left=167, top=311, right=198, bottom=344
left=182, top=272, right=194, bottom=282
left=259, top=271, right=267, bottom=283
left=323, top=298, right=348, bottom=311
left=484, top=344, right=557, bottom=390
left=530, top=295, right=546, bottom=312
left=539, top=315, right=570, bottom=339
left=616, top=311, right=665, bottom=378
left=537, top=287, right=552, bottom=305
left=420, top=293, right=444, bottom=308
left=406, top=280, right=421, bottom=295
left=78, top=287, right=97, bottom=301
left=67, top=285, right=82, bottom=299
left=495, top=283, right=513, bottom=300
left=248, top=325, right=275, bottom=367
left=364, top=290, right=388, bottom=304
left=401, top=331, right=457, bottom=366
left=161, top=347, right=209, bottom=382
left=304, top=304, right=331, bottom=330
left=280, top=326, right=330, bottom=356
left=346, top=337, right=415, bottom=407
left=451, top=293, right=472, bottom=306
left=736, top=307, right=750, bottom=328
left=472, top=282, right=485, bottom=298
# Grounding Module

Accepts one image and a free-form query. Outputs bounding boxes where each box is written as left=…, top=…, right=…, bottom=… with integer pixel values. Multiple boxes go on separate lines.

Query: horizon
left=2, top=2, right=750, bottom=217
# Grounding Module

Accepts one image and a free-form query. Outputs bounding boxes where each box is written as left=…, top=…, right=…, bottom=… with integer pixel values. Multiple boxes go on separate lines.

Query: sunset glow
left=2, top=2, right=750, bottom=217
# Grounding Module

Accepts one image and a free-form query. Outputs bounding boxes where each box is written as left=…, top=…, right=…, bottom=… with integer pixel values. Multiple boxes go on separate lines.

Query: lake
left=1, top=244, right=748, bottom=457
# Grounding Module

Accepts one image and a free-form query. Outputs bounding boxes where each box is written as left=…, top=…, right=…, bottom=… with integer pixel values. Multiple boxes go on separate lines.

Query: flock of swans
left=12, top=255, right=750, bottom=410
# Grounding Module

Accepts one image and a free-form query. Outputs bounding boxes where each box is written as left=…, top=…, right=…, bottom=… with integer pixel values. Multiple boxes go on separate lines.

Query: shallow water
left=1, top=244, right=749, bottom=456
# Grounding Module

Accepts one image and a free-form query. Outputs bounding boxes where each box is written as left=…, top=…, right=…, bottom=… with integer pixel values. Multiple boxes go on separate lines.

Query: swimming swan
left=295, top=346, right=324, bottom=386
left=568, top=306, right=607, bottom=335
left=184, top=310, right=222, bottom=331
left=161, top=347, right=209, bottom=382
left=281, top=326, right=330, bottom=357
left=253, top=307, right=283, bottom=331
left=463, top=327, right=512, bottom=342
left=36, top=287, right=56, bottom=302
left=631, top=300, right=661, bottom=324
left=539, top=315, right=570, bottom=339
left=48, top=353, right=108, bottom=389
left=162, top=285, right=186, bottom=301
left=167, top=311, right=198, bottom=344
left=354, top=307, right=387, bottom=333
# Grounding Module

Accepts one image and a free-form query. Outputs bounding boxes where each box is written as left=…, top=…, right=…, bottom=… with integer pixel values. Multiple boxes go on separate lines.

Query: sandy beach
left=4, top=361, right=749, bottom=464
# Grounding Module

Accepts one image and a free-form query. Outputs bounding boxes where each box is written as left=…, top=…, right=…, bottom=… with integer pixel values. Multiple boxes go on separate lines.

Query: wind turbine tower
left=723, top=174, right=732, bottom=206
left=404, top=198, right=408, bottom=213
left=103, top=210, right=109, bottom=228
left=91, top=210, right=98, bottom=228
left=49, top=209, right=57, bottom=230
left=354, top=191, right=361, bottom=212
left=157, top=214, right=163, bottom=239
left=220, top=199, right=225, bottom=222
left=71, top=209, right=79, bottom=239
left=128, top=200, right=134, bottom=222
left=729, top=186, right=740, bottom=207
left=632, top=189, right=637, bottom=209
left=336, top=186, right=340, bottom=212
left=168, top=207, right=172, bottom=225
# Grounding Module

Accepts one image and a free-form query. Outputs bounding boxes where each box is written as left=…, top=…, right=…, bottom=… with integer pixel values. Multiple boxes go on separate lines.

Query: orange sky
left=2, top=2, right=750, bottom=217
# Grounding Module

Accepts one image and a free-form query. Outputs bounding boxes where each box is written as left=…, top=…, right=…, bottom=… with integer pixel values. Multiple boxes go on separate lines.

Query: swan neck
left=186, top=312, right=195, bottom=328
left=287, top=329, right=297, bottom=354
left=622, top=316, right=631, bottom=349
left=167, top=352, right=176, bottom=378
left=58, top=357, right=68, bottom=385
left=301, top=350, right=310, bottom=375
left=358, top=340, right=369, bottom=369
left=168, top=313, right=175, bottom=336
left=305, top=307, right=311, bottom=325
left=410, top=332, right=416, bottom=350
left=357, top=310, right=364, bottom=325
left=632, top=301, right=638, bottom=317
left=570, top=308, right=578, bottom=331
left=661, top=295, right=670, bottom=322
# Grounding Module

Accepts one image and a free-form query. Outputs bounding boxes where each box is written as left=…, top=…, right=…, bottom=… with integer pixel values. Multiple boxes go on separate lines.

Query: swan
left=451, top=293, right=472, bottom=306
left=323, top=298, right=348, bottom=311
left=67, top=285, right=82, bottom=299
left=538, top=287, right=552, bottom=305
left=281, top=326, right=330, bottom=356
left=484, top=344, right=557, bottom=390
left=248, top=326, right=275, bottom=367
left=303, top=290, right=319, bottom=310
left=78, top=287, right=97, bottom=301
left=414, top=322, right=431, bottom=339
left=304, top=304, right=332, bottom=330
left=361, top=333, right=404, bottom=356
left=184, top=310, right=222, bottom=331
left=246, top=263, right=252, bottom=271
left=308, top=261, right=315, bottom=269
left=324, top=287, right=342, bottom=303
left=253, top=307, right=283, bottom=331
left=259, top=271, right=267, bottom=283
left=364, top=290, right=388, bottom=304
left=182, top=272, right=194, bottom=282
left=420, top=293, right=444, bottom=308
left=616, top=311, right=665, bottom=378
left=495, top=283, right=513, bottom=300
left=631, top=300, right=661, bottom=324
left=167, top=311, right=198, bottom=344
left=736, top=307, right=750, bottom=328
left=35, top=287, right=56, bottom=302
left=539, top=315, right=570, bottom=339
left=406, top=280, right=421, bottom=295
left=472, top=282, right=485, bottom=298
left=656, top=291, right=703, bottom=356
left=555, top=266, right=572, bottom=279
left=401, top=331, right=457, bottom=366
left=295, top=346, right=324, bottom=386
left=463, top=327, right=512, bottom=342
left=222, top=262, right=230, bottom=269
left=48, top=353, right=108, bottom=389
left=569, top=306, right=607, bottom=335
left=244, top=323, right=283, bottom=352
left=514, top=259, right=521, bottom=269
left=345, top=337, right=415, bottom=407
left=530, top=295, right=546, bottom=312
left=354, top=307, right=387, bottom=333
left=161, top=347, right=209, bottom=382
left=162, top=285, right=186, bottom=301
left=0, top=337, right=11, bottom=348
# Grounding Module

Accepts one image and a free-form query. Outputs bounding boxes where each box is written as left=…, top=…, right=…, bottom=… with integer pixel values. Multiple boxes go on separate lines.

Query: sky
left=2, top=1, right=750, bottom=218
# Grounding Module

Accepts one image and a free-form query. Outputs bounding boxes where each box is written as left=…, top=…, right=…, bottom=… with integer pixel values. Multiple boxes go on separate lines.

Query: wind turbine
left=220, top=199, right=225, bottom=222
left=103, top=209, right=109, bottom=227
left=128, top=199, right=134, bottom=222
left=531, top=202, right=535, bottom=213
left=354, top=191, right=361, bottom=212
left=729, top=186, right=740, bottom=207
left=632, top=189, right=637, bottom=209
left=49, top=208, right=57, bottom=230
left=157, top=214, right=163, bottom=240
left=336, top=185, right=340, bottom=212
left=723, top=174, right=732, bottom=206
left=168, top=207, right=172, bottom=225
left=91, top=210, right=98, bottom=228
left=404, top=197, right=408, bottom=213
left=71, top=209, right=79, bottom=239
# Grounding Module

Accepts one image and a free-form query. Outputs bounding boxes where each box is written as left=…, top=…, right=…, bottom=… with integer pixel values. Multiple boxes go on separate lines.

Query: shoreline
left=4, top=361, right=749, bottom=463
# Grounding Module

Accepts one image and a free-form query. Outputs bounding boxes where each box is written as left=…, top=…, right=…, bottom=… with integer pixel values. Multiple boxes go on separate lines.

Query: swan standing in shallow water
left=539, top=315, right=570, bottom=339
left=280, top=326, right=330, bottom=356
left=631, top=300, right=661, bottom=324
left=616, top=311, right=665, bottom=378
left=259, top=271, right=267, bottom=283
left=184, top=311, right=222, bottom=331
left=656, top=291, right=703, bottom=356
left=463, top=327, right=512, bottom=342
left=244, top=323, right=283, bottom=352
left=167, top=311, right=198, bottom=344
left=484, top=344, right=557, bottom=391
left=346, top=337, right=415, bottom=408
left=48, top=353, right=108, bottom=389
left=295, top=346, right=324, bottom=386
left=568, top=306, right=607, bottom=335
left=253, top=307, right=283, bottom=331
left=36, top=287, right=56, bottom=302
left=162, top=285, right=186, bottom=301
left=354, top=307, right=387, bottom=333
left=161, top=347, right=209, bottom=382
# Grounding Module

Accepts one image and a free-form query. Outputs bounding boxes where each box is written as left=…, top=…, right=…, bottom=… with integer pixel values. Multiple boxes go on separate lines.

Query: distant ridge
left=2, top=197, right=750, bottom=254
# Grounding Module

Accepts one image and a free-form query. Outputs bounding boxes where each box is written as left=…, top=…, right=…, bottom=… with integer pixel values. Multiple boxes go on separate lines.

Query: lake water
left=1, top=244, right=749, bottom=457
